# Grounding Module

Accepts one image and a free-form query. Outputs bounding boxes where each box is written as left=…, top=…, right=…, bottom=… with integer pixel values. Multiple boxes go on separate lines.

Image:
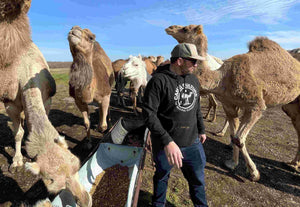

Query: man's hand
left=164, top=141, right=183, bottom=168
left=199, top=134, right=207, bottom=143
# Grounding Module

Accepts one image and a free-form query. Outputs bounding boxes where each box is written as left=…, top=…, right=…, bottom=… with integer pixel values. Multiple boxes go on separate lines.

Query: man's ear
left=177, top=57, right=184, bottom=66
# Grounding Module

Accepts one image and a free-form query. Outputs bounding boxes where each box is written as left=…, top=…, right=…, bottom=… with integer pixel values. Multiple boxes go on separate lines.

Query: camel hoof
left=9, top=164, right=22, bottom=173
left=250, top=171, right=260, bottom=182
left=224, top=159, right=238, bottom=171
left=98, top=125, right=108, bottom=133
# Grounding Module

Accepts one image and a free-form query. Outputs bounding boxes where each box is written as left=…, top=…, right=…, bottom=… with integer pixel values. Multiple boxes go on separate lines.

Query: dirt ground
left=0, top=69, right=300, bottom=206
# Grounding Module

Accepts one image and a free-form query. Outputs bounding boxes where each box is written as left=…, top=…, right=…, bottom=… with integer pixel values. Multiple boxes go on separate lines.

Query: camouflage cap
left=171, top=43, right=205, bottom=60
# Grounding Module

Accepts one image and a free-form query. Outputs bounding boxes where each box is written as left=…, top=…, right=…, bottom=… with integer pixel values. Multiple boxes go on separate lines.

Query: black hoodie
left=142, top=64, right=205, bottom=151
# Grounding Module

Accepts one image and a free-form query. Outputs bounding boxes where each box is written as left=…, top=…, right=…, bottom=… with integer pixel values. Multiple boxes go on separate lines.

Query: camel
left=0, top=1, right=91, bottom=206
left=165, top=25, right=223, bottom=123
left=148, top=55, right=165, bottom=66
left=143, top=56, right=157, bottom=75
left=185, top=34, right=300, bottom=180
left=120, top=55, right=150, bottom=114
left=289, top=48, right=300, bottom=62
left=68, top=26, right=114, bottom=142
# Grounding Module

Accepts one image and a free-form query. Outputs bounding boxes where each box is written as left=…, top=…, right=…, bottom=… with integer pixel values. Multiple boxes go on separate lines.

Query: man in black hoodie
left=142, top=43, right=208, bottom=207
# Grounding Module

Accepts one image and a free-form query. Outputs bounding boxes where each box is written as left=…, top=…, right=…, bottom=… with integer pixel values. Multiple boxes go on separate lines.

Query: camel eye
left=182, top=28, right=187, bottom=32
left=89, top=36, right=94, bottom=41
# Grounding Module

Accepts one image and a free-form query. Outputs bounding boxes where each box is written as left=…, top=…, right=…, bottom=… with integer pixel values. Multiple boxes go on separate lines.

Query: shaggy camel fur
left=0, top=1, right=91, bottom=206
left=68, top=26, right=114, bottom=140
left=165, top=24, right=222, bottom=123
left=193, top=36, right=300, bottom=180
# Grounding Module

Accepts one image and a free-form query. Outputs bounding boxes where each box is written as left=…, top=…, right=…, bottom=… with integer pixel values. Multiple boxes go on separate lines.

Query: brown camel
left=289, top=48, right=300, bottom=62
left=165, top=25, right=222, bottom=123
left=183, top=34, right=300, bottom=180
left=0, top=1, right=91, bottom=205
left=68, top=26, right=114, bottom=141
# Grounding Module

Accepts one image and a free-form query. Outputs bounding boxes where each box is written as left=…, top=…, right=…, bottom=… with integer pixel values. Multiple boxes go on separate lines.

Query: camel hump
left=248, top=37, right=282, bottom=52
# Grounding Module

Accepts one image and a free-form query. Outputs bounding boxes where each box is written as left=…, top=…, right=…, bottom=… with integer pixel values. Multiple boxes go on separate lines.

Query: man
left=142, top=43, right=208, bottom=207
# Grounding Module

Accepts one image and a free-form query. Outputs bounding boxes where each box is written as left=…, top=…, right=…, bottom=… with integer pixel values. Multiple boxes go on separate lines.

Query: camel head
left=68, top=26, right=96, bottom=61
left=25, top=136, right=92, bottom=207
left=156, top=55, right=165, bottom=66
left=0, top=0, right=31, bottom=21
left=121, top=55, right=147, bottom=80
left=165, top=25, right=208, bottom=56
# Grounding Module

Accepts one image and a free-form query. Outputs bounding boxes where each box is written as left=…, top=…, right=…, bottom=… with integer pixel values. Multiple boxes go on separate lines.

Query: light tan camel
left=165, top=25, right=222, bottom=123
left=0, top=1, right=91, bottom=205
left=68, top=26, right=114, bottom=142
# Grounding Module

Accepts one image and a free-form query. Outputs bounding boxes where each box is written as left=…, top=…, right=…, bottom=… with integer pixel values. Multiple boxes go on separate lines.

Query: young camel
left=68, top=26, right=114, bottom=141
left=0, top=1, right=91, bottom=205
left=165, top=25, right=223, bottom=123
left=120, top=55, right=150, bottom=115
left=187, top=35, right=300, bottom=181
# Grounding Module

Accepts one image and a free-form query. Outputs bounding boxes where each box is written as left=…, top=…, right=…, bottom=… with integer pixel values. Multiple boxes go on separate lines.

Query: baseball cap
left=171, top=43, right=205, bottom=61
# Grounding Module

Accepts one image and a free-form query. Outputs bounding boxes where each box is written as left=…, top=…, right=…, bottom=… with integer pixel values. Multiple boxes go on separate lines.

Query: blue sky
left=28, top=0, right=300, bottom=62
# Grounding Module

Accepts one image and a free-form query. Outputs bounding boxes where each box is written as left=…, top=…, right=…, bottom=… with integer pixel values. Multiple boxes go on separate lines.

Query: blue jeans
left=152, top=139, right=208, bottom=207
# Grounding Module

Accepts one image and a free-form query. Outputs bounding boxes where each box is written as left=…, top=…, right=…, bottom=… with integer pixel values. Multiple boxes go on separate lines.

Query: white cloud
left=264, top=31, right=300, bottom=44
left=179, top=0, right=300, bottom=25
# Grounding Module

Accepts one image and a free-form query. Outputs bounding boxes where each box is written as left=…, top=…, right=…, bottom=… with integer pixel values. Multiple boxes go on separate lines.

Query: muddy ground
left=0, top=68, right=300, bottom=206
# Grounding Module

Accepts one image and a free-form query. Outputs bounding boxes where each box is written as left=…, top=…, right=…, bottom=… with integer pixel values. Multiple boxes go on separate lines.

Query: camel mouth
left=165, top=28, right=174, bottom=35
left=68, top=29, right=81, bottom=45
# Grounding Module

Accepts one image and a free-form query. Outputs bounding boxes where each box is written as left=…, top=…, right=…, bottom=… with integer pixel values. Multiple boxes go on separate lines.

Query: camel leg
left=209, top=94, right=217, bottom=122
left=75, top=99, right=90, bottom=140
left=214, top=119, right=229, bottom=137
left=233, top=107, right=263, bottom=181
left=282, top=99, right=300, bottom=172
left=204, top=94, right=217, bottom=122
left=5, top=102, right=25, bottom=171
left=131, top=89, right=138, bottom=115
left=97, top=95, right=110, bottom=132
left=222, top=104, right=240, bottom=169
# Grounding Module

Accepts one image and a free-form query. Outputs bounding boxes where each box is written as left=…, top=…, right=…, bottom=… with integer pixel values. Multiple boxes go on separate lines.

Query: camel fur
left=165, top=24, right=223, bottom=123
left=0, top=1, right=91, bottom=206
left=68, top=26, right=114, bottom=140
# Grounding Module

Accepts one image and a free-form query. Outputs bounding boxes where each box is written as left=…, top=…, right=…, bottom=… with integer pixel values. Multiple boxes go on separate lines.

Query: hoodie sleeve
left=142, top=77, right=173, bottom=146
left=197, top=94, right=205, bottom=135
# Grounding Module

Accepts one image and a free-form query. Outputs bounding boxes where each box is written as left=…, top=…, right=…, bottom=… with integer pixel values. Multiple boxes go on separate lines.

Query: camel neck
left=195, top=65, right=222, bottom=93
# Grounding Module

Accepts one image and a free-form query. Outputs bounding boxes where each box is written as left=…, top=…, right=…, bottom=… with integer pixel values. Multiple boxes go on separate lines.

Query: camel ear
left=196, top=25, right=203, bottom=35
left=138, top=54, right=142, bottom=60
left=25, top=162, right=40, bottom=175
